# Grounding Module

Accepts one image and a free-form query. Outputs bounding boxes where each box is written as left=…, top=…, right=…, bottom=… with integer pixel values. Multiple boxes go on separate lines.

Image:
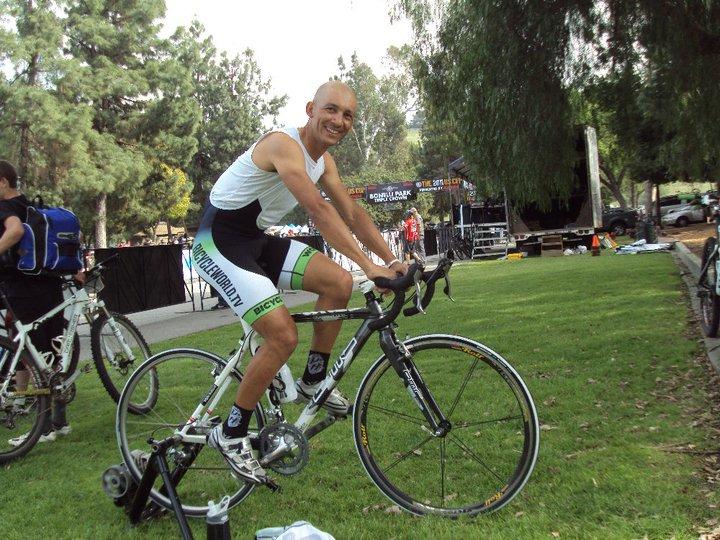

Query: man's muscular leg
left=222, top=307, right=297, bottom=439
left=299, top=253, right=353, bottom=384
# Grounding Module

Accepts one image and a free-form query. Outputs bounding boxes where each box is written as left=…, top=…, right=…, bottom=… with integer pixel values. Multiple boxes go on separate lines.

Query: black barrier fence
left=91, top=229, right=446, bottom=314
left=94, top=245, right=185, bottom=314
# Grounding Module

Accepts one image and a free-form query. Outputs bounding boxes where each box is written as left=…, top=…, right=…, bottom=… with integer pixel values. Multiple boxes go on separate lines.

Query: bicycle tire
left=699, top=237, right=720, bottom=337
left=116, top=348, right=266, bottom=517
left=353, top=334, right=539, bottom=517
left=0, top=335, right=51, bottom=464
left=91, top=312, right=157, bottom=413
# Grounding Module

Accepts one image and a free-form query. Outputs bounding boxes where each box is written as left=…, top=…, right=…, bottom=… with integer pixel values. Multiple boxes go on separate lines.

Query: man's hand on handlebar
left=365, top=263, right=404, bottom=293
left=388, top=260, right=409, bottom=277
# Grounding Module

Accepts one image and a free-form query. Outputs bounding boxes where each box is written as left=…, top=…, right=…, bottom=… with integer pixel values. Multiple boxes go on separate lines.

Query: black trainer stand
left=127, top=435, right=194, bottom=540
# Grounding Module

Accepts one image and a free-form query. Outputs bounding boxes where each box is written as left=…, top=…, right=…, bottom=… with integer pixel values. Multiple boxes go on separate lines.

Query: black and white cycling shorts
left=191, top=204, right=318, bottom=326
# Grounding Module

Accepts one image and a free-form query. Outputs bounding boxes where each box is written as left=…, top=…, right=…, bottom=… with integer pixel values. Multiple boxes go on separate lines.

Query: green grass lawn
left=2, top=253, right=719, bottom=539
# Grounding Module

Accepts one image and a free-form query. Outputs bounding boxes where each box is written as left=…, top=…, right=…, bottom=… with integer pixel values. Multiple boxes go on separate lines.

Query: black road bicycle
left=115, top=254, right=540, bottom=517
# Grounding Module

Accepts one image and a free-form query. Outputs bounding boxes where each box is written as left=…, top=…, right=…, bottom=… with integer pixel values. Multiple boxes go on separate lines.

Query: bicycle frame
left=174, top=292, right=451, bottom=452
left=0, top=281, right=127, bottom=395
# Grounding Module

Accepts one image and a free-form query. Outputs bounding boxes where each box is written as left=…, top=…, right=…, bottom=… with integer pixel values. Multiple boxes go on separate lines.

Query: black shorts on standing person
left=0, top=160, right=70, bottom=445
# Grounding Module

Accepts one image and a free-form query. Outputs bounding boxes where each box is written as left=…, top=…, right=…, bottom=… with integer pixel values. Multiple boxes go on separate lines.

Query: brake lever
left=443, top=274, right=455, bottom=302
left=414, top=277, right=426, bottom=314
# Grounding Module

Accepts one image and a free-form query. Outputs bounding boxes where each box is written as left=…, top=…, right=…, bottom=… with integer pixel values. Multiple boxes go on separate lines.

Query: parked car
left=601, top=207, right=639, bottom=236
left=661, top=202, right=706, bottom=227
left=658, top=195, right=684, bottom=216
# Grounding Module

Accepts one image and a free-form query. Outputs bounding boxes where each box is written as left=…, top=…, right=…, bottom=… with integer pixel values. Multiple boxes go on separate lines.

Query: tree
left=331, top=52, right=414, bottom=177
left=172, top=22, right=286, bottom=225
left=395, top=0, right=720, bottom=205
left=0, top=0, right=91, bottom=203
left=63, top=0, right=199, bottom=247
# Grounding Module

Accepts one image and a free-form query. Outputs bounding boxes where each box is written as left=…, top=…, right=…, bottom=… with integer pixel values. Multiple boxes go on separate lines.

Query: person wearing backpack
left=0, top=159, right=71, bottom=445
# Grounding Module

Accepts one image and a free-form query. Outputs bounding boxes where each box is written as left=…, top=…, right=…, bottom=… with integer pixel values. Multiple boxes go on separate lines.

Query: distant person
left=402, top=211, right=419, bottom=263
left=410, top=207, right=426, bottom=264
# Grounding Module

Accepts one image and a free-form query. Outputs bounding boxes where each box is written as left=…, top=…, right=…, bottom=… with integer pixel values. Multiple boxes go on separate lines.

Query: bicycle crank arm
left=259, top=440, right=295, bottom=466
left=261, top=477, right=281, bottom=493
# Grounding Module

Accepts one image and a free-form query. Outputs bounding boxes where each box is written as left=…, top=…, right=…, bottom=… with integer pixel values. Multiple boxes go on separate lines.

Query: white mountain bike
left=0, top=256, right=157, bottom=463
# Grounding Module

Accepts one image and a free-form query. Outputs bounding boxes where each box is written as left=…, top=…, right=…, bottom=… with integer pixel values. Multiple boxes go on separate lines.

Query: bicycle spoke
left=446, top=357, right=479, bottom=418
left=382, top=434, right=434, bottom=473
left=367, top=403, right=426, bottom=426
left=453, top=414, right=524, bottom=429
left=448, top=432, right=504, bottom=483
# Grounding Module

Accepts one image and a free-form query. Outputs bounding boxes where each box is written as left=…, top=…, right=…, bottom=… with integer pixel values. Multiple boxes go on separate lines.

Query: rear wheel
left=354, top=335, right=539, bottom=517
left=0, top=336, right=51, bottom=464
left=91, top=312, right=156, bottom=413
left=699, top=237, right=720, bottom=337
left=116, top=348, right=266, bottom=516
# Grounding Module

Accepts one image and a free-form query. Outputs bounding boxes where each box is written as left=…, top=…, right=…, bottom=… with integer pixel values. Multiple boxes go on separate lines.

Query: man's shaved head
left=302, top=80, right=357, bottom=153
left=313, top=80, right=356, bottom=105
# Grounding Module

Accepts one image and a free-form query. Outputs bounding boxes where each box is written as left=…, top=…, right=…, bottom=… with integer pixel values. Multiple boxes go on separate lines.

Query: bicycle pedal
left=81, top=363, right=93, bottom=373
left=263, top=478, right=281, bottom=493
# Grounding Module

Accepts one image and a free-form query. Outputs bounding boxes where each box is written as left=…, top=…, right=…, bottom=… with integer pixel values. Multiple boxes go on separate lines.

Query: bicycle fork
left=379, top=328, right=451, bottom=437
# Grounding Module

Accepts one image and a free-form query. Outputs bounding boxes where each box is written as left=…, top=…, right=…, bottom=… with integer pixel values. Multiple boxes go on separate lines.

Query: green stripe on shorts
left=290, top=246, right=318, bottom=290
left=242, top=294, right=285, bottom=326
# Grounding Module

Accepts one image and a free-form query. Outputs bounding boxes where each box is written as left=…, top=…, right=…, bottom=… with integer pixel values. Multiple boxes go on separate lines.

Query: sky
left=162, top=0, right=414, bottom=126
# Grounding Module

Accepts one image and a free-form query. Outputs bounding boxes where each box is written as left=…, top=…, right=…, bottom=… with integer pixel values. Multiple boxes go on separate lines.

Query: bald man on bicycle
left=192, top=81, right=407, bottom=484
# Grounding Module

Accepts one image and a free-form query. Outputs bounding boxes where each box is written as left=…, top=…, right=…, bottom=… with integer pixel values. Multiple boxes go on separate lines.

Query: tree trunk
left=95, top=193, right=107, bottom=248
left=18, top=50, right=39, bottom=183
left=643, top=181, right=654, bottom=219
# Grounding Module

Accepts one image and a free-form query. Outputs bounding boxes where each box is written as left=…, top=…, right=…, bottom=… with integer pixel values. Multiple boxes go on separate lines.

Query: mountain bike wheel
left=699, top=237, right=720, bottom=337
left=0, top=336, right=51, bottom=464
left=91, top=312, right=156, bottom=413
left=116, top=348, right=266, bottom=516
left=353, top=334, right=539, bottom=517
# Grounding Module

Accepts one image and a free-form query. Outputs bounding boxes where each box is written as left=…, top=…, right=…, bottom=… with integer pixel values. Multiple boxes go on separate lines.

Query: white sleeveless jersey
left=210, top=127, right=325, bottom=230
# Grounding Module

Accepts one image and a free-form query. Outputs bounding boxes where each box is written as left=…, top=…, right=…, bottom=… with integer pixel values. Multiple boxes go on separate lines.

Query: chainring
left=49, top=373, right=76, bottom=404
left=259, top=422, right=309, bottom=476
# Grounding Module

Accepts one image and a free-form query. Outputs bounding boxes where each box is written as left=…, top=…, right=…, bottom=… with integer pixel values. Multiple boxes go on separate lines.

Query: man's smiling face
left=306, top=81, right=357, bottom=147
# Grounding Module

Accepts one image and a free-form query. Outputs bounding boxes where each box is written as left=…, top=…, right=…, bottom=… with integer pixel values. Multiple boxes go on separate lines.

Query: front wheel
left=699, top=237, right=720, bottom=337
left=116, top=348, right=266, bottom=517
left=353, top=335, right=539, bottom=517
left=91, top=312, right=156, bottom=413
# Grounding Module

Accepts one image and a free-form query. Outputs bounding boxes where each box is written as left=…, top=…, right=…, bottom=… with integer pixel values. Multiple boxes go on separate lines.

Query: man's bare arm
left=319, top=155, right=400, bottom=266
left=0, top=215, right=24, bottom=255
left=256, top=133, right=393, bottom=278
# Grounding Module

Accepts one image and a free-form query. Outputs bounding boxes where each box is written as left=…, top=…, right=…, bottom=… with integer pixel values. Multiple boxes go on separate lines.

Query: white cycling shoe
left=294, top=379, right=350, bottom=417
left=8, top=424, right=71, bottom=447
left=207, top=425, right=270, bottom=485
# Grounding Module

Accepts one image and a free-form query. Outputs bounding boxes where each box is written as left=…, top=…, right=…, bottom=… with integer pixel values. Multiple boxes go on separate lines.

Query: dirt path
left=661, top=222, right=714, bottom=259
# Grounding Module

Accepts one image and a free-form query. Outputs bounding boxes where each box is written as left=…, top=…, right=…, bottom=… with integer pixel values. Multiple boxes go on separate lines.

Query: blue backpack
left=16, top=201, right=83, bottom=275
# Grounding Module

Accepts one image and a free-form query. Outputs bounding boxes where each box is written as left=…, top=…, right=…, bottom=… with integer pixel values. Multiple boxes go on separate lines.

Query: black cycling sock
left=222, top=404, right=254, bottom=439
left=301, top=350, right=330, bottom=385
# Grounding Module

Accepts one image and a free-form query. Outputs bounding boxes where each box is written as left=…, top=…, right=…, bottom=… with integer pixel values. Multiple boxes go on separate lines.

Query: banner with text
left=413, top=177, right=462, bottom=193
left=366, top=181, right=416, bottom=204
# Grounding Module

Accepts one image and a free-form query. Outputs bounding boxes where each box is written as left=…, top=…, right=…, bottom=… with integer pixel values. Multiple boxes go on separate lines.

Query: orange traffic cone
left=591, top=234, right=600, bottom=256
